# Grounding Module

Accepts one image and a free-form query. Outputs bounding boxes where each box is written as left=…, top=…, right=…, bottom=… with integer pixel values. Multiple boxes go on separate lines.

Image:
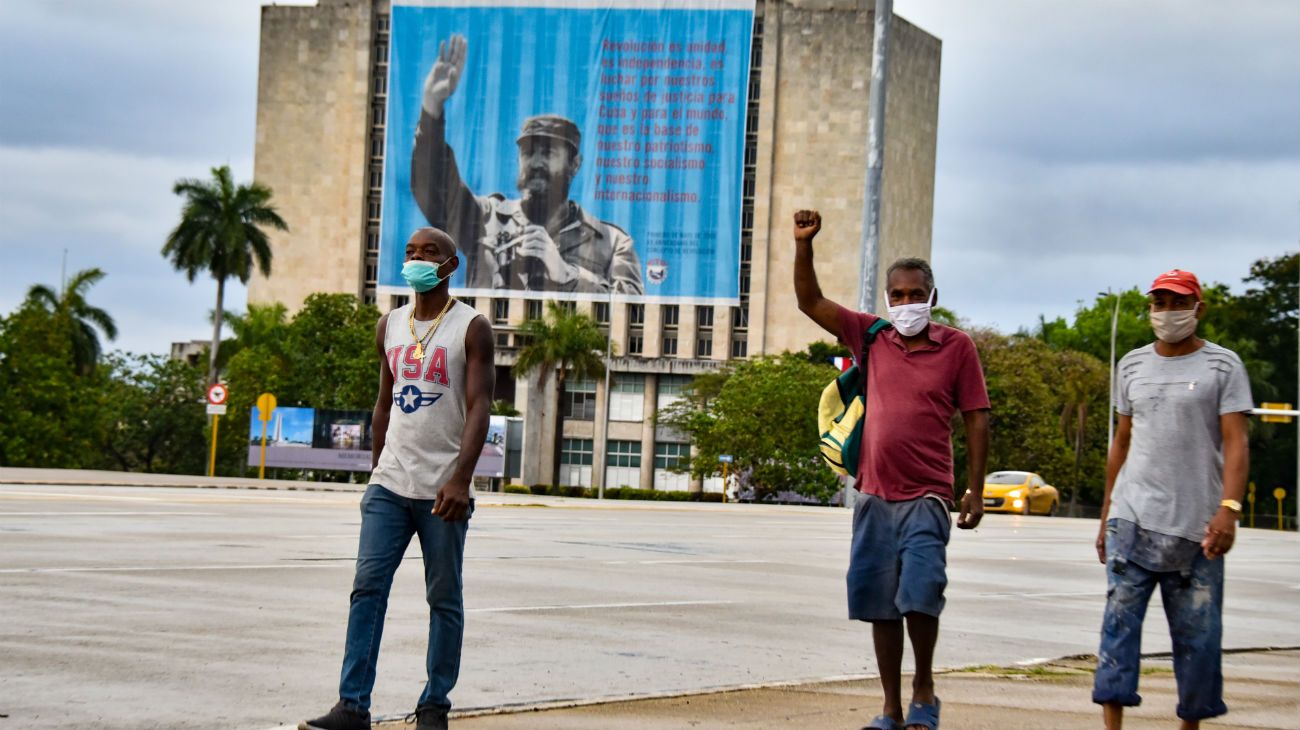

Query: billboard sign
left=249, top=406, right=510, bottom=477
left=379, top=0, right=756, bottom=303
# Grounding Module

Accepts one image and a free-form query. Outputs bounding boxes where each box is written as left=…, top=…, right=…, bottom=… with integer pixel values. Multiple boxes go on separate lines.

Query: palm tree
left=25, top=267, right=118, bottom=375
left=212, top=302, right=289, bottom=370
left=513, top=302, right=611, bottom=487
left=163, top=165, right=287, bottom=385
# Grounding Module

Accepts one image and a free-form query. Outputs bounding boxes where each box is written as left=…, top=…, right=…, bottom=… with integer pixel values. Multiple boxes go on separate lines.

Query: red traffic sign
left=207, top=383, right=229, bottom=406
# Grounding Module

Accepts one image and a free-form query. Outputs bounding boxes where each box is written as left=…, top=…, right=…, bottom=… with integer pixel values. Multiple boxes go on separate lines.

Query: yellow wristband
left=1220, top=499, right=1243, bottom=516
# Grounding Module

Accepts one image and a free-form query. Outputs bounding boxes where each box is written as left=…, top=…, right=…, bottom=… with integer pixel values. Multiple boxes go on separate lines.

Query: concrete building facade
left=249, top=0, right=941, bottom=491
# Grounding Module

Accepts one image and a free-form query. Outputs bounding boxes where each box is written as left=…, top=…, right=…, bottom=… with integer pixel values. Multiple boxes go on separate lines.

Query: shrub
left=528, top=484, right=552, bottom=495
left=504, top=484, right=530, bottom=495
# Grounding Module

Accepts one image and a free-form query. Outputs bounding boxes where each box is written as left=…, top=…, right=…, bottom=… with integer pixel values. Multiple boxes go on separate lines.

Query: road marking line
left=0, top=511, right=213, bottom=517
left=468, top=600, right=735, bottom=613
left=979, top=591, right=1097, bottom=599
left=0, top=563, right=347, bottom=574
left=608, top=558, right=769, bottom=566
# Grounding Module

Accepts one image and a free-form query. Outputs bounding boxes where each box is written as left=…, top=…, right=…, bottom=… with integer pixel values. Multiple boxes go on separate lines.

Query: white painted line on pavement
left=0, top=511, right=213, bottom=517
left=601, top=558, right=771, bottom=565
left=468, top=599, right=735, bottom=613
left=979, top=590, right=1097, bottom=599
left=0, top=563, right=347, bottom=574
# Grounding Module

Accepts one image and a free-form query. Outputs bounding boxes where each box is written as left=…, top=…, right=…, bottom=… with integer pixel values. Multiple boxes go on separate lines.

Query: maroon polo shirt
left=837, top=306, right=990, bottom=502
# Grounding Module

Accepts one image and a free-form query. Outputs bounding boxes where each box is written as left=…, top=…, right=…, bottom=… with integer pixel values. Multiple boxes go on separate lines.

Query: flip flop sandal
left=903, top=697, right=941, bottom=730
left=862, top=715, right=902, bottom=730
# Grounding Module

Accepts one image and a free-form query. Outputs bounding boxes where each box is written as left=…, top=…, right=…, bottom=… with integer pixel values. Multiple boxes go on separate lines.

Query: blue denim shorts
left=847, top=493, right=952, bottom=621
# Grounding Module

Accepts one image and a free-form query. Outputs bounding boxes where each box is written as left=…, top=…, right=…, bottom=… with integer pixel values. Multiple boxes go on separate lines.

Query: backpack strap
left=859, top=318, right=893, bottom=394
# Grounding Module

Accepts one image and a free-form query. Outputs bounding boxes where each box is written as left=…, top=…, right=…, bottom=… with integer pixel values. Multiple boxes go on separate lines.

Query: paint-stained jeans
left=338, top=484, right=471, bottom=714
left=1092, top=520, right=1227, bottom=721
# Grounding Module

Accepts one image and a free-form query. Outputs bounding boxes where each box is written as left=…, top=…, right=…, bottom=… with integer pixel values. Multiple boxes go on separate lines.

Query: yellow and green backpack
left=818, top=318, right=892, bottom=476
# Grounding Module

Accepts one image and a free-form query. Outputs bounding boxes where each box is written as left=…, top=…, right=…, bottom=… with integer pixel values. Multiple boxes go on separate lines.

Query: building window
left=559, top=300, right=576, bottom=314
left=731, top=336, right=748, bottom=359
left=628, top=303, right=644, bottom=325
left=374, top=42, right=389, bottom=63
left=560, top=438, right=594, bottom=487
left=493, top=298, right=509, bottom=324
left=696, top=306, right=714, bottom=328
left=370, top=137, right=384, bottom=158
left=367, top=197, right=382, bottom=221
left=606, top=440, right=641, bottom=468
left=362, top=293, right=376, bottom=306
left=373, top=74, right=387, bottom=95
left=460, top=296, right=475, bottom=309
left=527, top=299, right=543, bottom=320
left=740, top=268, right=751, bottom=295
left=628, top=331, right=643, bottom=356
left=696, top=337, right=713, bottom=358
left=364, top=259, right=377, bottom=283
left=610, top=374, right=644, bottom=422
left=662, top=305, right=679, bottom=327
left=732, top=306, right=749, bottom=330
left=495, top=332, right=509, bottom=348
left=376, top=14, right=391, bottom=32
left=593, top=301, right=610, bottom=323
left=392, top=294, right=409, bottom=309
left=654, top=442, right=690, bottom=470
left=366, top=228, right=380, bottom=252
left=662, top=334, right=677, bottom=355
left=564, top=378, right=597, bottom=421
left=561, top=438, right=593, bottom=465
left=657, top=374, right=691, bottom=410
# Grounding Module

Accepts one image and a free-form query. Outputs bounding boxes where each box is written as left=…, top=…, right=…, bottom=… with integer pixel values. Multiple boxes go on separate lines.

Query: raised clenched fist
left=793, top=209, right=822, bottom=242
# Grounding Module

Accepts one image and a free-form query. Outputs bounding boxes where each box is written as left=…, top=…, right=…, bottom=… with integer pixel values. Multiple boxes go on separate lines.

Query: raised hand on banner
left=423, top=34, right=467, bottom=118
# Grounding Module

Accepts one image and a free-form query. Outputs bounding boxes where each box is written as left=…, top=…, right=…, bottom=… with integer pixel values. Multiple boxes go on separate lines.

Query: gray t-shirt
left=1110, top=341, right=1253, bottom=543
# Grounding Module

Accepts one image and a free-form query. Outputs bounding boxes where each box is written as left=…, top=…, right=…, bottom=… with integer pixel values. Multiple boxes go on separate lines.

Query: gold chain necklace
left=408, top=298, right=455, bottom=360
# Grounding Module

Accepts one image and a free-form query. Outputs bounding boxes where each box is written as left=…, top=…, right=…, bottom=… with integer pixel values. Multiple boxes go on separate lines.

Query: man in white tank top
left=301, top=228, right=494, bottom=730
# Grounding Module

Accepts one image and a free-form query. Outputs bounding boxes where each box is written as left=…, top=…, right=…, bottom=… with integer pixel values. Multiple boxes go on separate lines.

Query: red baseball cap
left=1147, top=269, right=1202, bottom=300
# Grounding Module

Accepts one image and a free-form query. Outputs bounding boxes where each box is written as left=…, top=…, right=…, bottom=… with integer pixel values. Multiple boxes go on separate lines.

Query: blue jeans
left=1092, top=524, right=1227, bottom=721
left=338, top=484, right=471, bottom=714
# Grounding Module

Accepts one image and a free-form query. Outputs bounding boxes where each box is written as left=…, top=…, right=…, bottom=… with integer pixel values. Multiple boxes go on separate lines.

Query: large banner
left=379, top=0, right=755, bottom=303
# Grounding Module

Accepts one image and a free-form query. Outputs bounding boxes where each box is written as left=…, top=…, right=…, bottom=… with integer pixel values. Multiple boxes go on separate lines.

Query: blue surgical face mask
left=401, top=258, right=454, bottom=293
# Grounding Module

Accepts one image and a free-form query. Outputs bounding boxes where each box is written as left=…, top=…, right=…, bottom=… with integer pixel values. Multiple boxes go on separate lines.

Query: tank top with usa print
left=370, top=299, right=482, bottom=500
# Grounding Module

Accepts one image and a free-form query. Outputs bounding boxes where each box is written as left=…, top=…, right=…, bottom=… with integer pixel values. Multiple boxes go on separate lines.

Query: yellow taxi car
left=982, top=471, right=1060, bottom=516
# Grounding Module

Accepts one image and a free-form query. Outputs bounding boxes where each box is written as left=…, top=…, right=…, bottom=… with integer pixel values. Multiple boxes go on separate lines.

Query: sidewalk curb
left=345, top=646, right=1294, bottom=727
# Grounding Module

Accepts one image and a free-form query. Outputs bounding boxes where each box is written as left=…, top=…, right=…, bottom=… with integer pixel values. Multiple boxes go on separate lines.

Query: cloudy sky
left=1, top=0, right=1297, bottom=355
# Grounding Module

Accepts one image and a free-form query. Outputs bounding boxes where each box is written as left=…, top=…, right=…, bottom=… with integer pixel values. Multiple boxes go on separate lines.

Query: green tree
left=23, top=267, right=118, bottom=375
left=660, top=353, right=841, bottom=502
left=0, top=302, right=107, bottom=467
left=100, top=353, right=208, bottom=473
left=1212, top=253, right=1298, bottom=518
left=956, top=330, right=1108, bottom=507
left=216, top=293, right=380, bottom=477
left=513, top=302, right=609, bottom=487
left=213, top=302, right=289, bottom=372
left=163, top=165, right=287, bottom=385
left=1037, top=289, right=1151, bottom=365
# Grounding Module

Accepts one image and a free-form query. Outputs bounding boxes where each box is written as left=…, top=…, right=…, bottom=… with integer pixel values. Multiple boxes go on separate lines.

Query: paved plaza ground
left=1, top=471, right=1296, bottom=729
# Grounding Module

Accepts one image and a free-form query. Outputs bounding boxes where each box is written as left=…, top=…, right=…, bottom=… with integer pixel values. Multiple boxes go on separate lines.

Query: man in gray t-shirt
left=1093, top=269, right=1252, bottom=730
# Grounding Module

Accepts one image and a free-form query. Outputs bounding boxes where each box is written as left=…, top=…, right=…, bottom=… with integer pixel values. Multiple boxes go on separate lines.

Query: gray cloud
left=894, top=0, right=1300, bottom=333
left=0, top=0, right=1296, bottom=358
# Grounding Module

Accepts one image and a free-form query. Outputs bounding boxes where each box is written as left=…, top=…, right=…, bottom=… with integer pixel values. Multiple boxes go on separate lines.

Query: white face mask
left=887, top=290, right=935, bottom=337
left=1150, top=304, right=1199, bottom=344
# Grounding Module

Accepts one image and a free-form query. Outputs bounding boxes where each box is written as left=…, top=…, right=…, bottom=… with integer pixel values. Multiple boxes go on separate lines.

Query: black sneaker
left=405, top=705, right=448, bottom=730
left=299, top=701, right=371, bottom=730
